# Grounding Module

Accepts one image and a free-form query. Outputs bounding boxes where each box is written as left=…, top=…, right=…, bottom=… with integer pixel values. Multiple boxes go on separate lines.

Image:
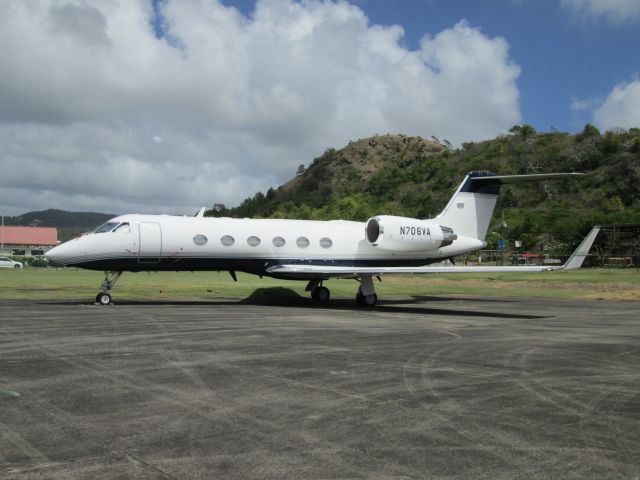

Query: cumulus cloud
left=560, top=0, right=640, bottom=23
left=592, top=79, right=640, bottom=130
left=0, top=0, right=521, bottom=216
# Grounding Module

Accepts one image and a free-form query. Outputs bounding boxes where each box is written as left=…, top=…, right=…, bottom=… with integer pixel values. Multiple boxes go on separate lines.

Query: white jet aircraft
left=45, top=171, right=599, bottom=306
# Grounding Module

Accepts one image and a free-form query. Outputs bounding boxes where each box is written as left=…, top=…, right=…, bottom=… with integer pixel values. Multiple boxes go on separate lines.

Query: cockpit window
left=93, top=222, right=119, bottom=233
left=113, top=222, right=130, bottom=233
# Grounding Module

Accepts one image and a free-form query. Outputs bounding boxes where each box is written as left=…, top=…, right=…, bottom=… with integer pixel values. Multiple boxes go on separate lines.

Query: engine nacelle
left=365, top=215, right=457, bottom=252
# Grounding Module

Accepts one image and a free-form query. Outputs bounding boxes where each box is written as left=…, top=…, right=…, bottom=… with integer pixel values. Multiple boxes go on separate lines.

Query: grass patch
left=0, top=268, right=638, bottom=302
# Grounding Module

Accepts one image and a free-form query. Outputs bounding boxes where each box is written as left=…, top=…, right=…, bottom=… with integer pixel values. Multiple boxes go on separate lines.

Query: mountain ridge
left=4, top=209, right=116, bottom=228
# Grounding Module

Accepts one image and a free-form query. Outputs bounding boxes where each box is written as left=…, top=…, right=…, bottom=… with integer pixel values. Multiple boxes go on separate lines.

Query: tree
left=296, top=164, right=306, bottom=176
left=600, top=131, right=620, bottom=154
left=509, top=124, right=536, bottom=140
left=265, top=187, right=276, bottom=201
left=580, top=123, right=600, bottom=138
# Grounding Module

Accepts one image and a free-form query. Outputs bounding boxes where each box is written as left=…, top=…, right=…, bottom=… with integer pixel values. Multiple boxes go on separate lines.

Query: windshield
left=93, top=222, right=119, bottom=233
left=113, top=222, right=130, bottom=233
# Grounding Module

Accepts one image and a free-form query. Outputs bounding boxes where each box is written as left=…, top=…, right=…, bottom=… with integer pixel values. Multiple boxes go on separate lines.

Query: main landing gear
left=306, top=275, right=378, bottom=307
left=306, top=280, right=331, bottom=303
left=96, top=271, right=122, bottom=305
left=355, top=275, right=377, bottom=307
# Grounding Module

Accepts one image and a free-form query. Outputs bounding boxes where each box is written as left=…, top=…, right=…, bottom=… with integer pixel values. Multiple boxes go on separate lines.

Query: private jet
left=45, top=171, right=598, bottom=306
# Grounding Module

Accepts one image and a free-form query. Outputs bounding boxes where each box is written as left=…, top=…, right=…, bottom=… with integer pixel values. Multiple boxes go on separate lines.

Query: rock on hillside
left=278, top=134, right=445, bottom=204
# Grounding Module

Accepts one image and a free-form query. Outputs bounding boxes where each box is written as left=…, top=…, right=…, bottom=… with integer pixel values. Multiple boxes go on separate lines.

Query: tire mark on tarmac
left=1, top=326, right=205, bottom=479
left=400, top=338, right=533, bottom=470
left=0, top=421, right=51, bottom=466
left=402, top=337, right=638, bottom=476
left=8, top=322, right=370, bottom=478
left=502, top=346, right=640, bottom=475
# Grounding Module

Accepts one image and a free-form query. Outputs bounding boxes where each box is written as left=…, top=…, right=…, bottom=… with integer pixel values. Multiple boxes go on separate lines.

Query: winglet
left=195, top=207, right=206, bottom=218
left=560, top=225, right=600, bottom=270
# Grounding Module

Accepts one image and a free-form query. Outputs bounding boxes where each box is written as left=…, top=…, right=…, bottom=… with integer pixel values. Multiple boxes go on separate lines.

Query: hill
left=4, top=209, right=117, bottom=243
left=207, top=126, right=640, bottom=252
left=5, top=209, right=116, bottom=228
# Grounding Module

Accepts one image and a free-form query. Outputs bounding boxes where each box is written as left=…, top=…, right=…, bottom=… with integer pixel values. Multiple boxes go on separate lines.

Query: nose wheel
left=96, top=271, right=122, bottom=305
left=96, top=292, right=112, bottom=305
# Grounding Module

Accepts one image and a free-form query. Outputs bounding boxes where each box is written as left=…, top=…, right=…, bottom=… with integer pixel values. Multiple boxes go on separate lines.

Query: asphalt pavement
left=1, top=295, right=639, bottom=479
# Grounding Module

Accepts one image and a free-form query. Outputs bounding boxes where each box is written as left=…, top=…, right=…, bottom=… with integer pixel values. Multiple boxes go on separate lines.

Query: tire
left=13, top=264, right=21, bottom=269
left=313, top=286, right=330, bottom=303
left=96, top=292, right=112, bottom=305
left=356, top=292, right=377, bottom=307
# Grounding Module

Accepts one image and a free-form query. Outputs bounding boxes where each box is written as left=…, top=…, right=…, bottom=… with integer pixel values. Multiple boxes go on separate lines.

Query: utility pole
left=500, top=214, right=507, bottom=266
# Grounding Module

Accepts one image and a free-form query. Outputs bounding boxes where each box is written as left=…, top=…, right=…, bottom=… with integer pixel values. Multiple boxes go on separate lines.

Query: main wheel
left=14, top=264, right=21, bottom=269
left=356, top=292, right=377, bottom=307
left=312, top=286, right=330, bottom=303
left=96, top=292, right=112, bottom=305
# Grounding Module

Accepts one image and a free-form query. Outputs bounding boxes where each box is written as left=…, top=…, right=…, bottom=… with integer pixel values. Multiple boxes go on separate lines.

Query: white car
left=0, top=257, right=23, bottom=269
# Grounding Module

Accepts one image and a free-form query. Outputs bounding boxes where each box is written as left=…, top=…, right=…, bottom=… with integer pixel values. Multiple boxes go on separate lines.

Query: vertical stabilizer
left=435, top=172, right=500, bottom=241
left=435, top=172, right=585, bottom=241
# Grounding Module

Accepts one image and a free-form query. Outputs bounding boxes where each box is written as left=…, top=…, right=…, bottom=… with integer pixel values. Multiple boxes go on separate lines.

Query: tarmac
left=0, top=294, right=639, bottom=479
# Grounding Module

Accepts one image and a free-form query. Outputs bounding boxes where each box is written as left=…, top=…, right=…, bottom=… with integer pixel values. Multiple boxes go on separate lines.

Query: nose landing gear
left=96, top=271, right=122, bottom=305
left=96, top=292, right=112, bottom=306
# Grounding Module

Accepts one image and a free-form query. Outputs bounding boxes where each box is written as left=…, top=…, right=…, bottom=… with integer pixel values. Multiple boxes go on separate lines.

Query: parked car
left=0, top=257, right=23, bottom=269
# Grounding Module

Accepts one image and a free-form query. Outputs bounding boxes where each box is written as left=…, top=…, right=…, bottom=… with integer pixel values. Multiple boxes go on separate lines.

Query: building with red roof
left=0, top=226, right=58, bottom=255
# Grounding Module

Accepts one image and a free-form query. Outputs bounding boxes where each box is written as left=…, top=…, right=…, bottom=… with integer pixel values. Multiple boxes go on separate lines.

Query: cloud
left=0, top=0, right=521, bottom=216
left=592, top=79, right=640, bottom=130
left=560, top=0, right=640, bottom=23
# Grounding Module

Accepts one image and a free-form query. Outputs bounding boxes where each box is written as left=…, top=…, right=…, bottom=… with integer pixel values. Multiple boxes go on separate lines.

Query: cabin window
left=221, top=235, right=235, bottom=246
left=272, top=236, right=285, bottom=247
left=296, top=237, right=310, bottom=249
left=113, top=222, right=130, bottom=233
left=247, top=236, right=261, bottom=247
left=93, top=222, right=118, bottom=233
left=319, top=237, right=333, bottom=249
left=193, top=234, right=208, bottom=246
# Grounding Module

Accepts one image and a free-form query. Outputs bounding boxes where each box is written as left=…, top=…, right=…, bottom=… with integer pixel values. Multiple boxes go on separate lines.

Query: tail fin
left=435, top=171, right=584, bottom=241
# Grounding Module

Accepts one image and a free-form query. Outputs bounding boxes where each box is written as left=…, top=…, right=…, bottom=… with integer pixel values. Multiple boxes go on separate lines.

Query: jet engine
left=365, top=215, right=457, bottom=252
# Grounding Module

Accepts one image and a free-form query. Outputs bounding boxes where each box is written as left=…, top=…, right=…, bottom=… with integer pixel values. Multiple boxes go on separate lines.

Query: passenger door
left=138, top=222, right=162, bottom=263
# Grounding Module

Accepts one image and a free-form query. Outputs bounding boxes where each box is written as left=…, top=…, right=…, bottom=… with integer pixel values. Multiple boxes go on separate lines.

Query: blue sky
left=1, top=0, right=639, bottom=215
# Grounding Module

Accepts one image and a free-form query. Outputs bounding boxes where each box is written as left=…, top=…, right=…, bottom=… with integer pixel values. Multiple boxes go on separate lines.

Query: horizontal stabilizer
left=469, top=172, right=585, bottom=185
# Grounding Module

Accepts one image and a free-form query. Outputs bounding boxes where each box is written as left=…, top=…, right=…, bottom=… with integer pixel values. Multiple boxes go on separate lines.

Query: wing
left=266, top=264, right=558, bottom=279
left=266, top=226, right=600, bottom=279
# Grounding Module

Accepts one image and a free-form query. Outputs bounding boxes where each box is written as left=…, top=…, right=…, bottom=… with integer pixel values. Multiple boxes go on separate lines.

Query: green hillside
left=207, top=125, right=640, bottom=252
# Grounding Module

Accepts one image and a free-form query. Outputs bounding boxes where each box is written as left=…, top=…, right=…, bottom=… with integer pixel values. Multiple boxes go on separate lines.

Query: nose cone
left=44, top=244, right=65, bottom=263
left=45, top=239, right=83, bottom=265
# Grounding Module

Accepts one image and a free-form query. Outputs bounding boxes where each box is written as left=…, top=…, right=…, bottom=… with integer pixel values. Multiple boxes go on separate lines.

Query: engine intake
left=365, top=215, right=457, bottom=252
